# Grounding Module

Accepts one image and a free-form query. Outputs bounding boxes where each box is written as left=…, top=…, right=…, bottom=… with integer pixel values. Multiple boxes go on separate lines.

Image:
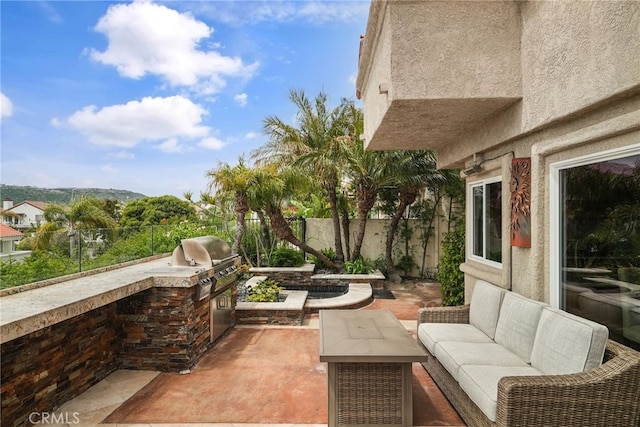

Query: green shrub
left=437, top=225, right=465, bottom=306
left=344, top=256, right=374, bottom=274
left=247, top=279, right=283, bottom=302
left=268, top=246, right=305, bottom=267
left=310, top=247, right=337, bottom=270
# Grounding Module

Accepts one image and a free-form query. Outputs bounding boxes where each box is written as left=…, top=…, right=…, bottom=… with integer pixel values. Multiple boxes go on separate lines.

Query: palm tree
left=206, top=157, right=256, bottom=255
left=344, top=120, right=392, bottom=260
left=383, top=151, right=445, bottom=282
left=249, top=165, right=339, bottom=270
left=254, top=89, right=355, bottom=265
left=35, top=195, right=117, bottom=252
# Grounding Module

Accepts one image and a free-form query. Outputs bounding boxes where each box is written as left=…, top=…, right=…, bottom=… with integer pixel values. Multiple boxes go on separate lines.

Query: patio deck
left=46, top=282, right=465, bottom=427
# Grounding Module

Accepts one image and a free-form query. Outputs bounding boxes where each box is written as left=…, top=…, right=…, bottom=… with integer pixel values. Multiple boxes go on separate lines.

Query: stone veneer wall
left=1, top=304, right=119, bottom=427
left=236, top=309, right=304, bottom=326
left=1, top=283, right=237, bottom=427
left=116, top=286, right=212, bottom=372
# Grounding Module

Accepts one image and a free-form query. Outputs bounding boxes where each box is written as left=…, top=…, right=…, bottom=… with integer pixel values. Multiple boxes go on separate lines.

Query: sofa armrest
left=417, top=304, right=470, bottom=328
left=495, top=342, right=640, bottom=427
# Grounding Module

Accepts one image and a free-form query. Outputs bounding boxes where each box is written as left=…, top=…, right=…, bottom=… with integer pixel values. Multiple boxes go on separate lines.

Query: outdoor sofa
left=417, top=280, right=640, bottom=427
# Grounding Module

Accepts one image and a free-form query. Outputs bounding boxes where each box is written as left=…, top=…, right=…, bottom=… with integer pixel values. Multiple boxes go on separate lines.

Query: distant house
left=0, top=223, right=30, bottom=263
left=1, top=199, right=47, bottom=230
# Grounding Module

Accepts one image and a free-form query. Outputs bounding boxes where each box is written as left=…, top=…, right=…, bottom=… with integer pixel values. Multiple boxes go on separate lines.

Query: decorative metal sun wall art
left=510, top=158, right=531, bottom=248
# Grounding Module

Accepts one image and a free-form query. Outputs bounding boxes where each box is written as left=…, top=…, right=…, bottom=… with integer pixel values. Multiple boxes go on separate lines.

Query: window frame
left=549, top=143, right=640, bottom=309
left=467, top=176, right=503, bottom=269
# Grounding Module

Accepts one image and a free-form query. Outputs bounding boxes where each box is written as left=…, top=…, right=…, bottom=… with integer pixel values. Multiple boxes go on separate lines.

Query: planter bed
left=235, top=276, right=307, bottom=326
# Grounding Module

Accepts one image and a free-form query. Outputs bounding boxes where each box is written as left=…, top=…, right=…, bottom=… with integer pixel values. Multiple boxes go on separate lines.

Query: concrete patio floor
left=49, top=282, right=465, bottom=427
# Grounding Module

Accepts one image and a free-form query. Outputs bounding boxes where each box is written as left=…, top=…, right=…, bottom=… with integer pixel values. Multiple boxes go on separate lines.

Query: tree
left=344, top=128, right=392, bottom=260
left=249, top=165, right=339, bottom=270
left=35, top=195, right=118, bottom=252
left=383, top=151, right=445, bottom=282
left=206, top=157, right=256, bottom=255
left=255, top=89, right=356, bottom=265
left=119, top=195, right=197, bottom=227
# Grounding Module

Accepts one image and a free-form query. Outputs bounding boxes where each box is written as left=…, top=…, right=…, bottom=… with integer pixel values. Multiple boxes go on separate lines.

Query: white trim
left=549, top=143, right=640, bottom=309
left=467, top=176, right=503, bottom=269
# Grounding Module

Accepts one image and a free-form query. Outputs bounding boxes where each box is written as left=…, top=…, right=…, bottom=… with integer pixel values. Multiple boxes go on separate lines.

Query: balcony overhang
left=356, top=0, right=522, bottom=166
left=364, top=97, right=520, bottom=153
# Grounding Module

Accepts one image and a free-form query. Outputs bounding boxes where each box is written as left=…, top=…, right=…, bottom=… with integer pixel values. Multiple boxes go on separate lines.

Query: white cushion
left=434, top=341, right=529, bottom=381
left=458, top=365, right=543, bottom=422
left=469, top=280, right=506, bottom=339
left=531, top=307, right=609, bottom=374
left=417, top=323, right=494, bottom=354
left=494, top=292, right=545, bottom=363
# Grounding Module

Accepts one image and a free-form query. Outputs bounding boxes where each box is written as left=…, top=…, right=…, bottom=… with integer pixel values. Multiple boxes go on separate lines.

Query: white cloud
left=198, top=137, right=225, bottom=150
left=89, top=1, right=258, bottom=94
left=244, top=131, right=259, bottom=139
left=158, top=137, right=190, bottom=153
left=191, top=1, right=369, bottom=26
left=67, top=95, right=210, bottom=148
left=37, top=1, right=63, bottom=24
left=234, top=93, right=248, bottom=107
left=1, top=92, right=13, bottom=119
left=50, top=117, right=61, bottom=127
left=109, top=150, right=135, bottom=160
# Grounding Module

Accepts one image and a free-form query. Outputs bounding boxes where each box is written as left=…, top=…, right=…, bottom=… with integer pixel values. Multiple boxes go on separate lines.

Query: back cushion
left=494, top=292, right=545, bottom=363
left=531, top=308, right=609, bottom=374
left=469, top=280, right=506, bottom=339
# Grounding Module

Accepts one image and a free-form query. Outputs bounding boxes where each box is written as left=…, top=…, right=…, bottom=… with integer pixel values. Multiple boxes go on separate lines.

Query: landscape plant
left=437, top=224, right=465, bottom=306
left=247, top=279, right=283, bottom=302
left=344, top=256, right=374, bottom=274
left=268, top=246, right=305, bottom=267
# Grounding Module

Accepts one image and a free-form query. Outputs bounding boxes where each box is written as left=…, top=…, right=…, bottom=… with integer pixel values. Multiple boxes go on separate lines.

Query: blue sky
left=1, top=0, right=368, bottom=199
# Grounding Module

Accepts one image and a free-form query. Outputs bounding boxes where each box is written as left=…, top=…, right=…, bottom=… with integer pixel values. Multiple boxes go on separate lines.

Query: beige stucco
left=357, top=0, right=640, bottom=303
left=305, top=218, right=446, bottom=278
left=357, top=0, right=522, bottom=153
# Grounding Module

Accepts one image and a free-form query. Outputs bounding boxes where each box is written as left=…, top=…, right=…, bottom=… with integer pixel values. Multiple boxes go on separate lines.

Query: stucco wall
left=391, top=0, right=521, bottom=100
left=361, top=1, right=392, bottom=151
left=520, top=1, right=640, bottom=130
left=305, top=218, right=445, bottom=278
left=461, top=93, right=640, bottom=303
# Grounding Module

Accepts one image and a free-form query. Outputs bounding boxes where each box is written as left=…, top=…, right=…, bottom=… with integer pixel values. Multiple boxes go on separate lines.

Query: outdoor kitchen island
left=319, top=309, right=428, bottom=427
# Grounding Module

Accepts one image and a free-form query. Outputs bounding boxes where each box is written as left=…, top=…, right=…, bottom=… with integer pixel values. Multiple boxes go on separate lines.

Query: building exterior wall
left=357, top=0, right=640, bottom=305
left=5, top=203, right=45, bottom=229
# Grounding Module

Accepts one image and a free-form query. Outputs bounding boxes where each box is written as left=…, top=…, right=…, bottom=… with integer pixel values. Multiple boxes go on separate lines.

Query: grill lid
left=171, top=236, right=232, bottom=267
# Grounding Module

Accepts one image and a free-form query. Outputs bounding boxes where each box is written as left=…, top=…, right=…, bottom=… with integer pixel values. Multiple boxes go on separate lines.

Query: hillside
left=0, top=184, right=147, bottom=205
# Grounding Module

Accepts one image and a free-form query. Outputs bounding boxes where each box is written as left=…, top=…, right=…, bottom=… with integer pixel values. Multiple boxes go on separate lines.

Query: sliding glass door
left=557, top=149, right=640, bottom=350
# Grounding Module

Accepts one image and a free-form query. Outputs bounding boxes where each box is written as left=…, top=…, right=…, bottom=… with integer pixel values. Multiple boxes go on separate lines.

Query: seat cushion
left=494, top=292, right=545, bottom=363
left=531, top=307, right=609, bottom=374
left=458, top=364, right=543, bottom=422
left=417, top=323, right=494, bottom=354
left=469, top=280, right=506, bottom=339
left=434, top=341, right=529, bottom=381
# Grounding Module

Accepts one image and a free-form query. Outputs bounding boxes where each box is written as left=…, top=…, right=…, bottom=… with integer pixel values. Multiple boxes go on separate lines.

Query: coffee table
left=319, top=309, right=428, bottom=427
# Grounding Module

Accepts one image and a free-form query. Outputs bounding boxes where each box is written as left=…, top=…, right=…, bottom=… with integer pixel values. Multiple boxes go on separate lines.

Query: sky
left=0, top=0, right=369, bottom=199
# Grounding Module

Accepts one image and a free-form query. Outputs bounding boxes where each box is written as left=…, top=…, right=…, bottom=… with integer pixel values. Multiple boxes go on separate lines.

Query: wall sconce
left=378, top=83, right=388, bottom=94
left=463, top=153, right=483, bottom=176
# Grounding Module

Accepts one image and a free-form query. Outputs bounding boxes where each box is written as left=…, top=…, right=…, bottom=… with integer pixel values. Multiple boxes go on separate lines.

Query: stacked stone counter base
left=0, top=257, right=236, bottom=427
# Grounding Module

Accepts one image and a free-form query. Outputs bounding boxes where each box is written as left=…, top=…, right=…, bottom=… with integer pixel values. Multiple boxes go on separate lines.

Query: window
left=469, top=178, right=502, bottom=265
left=552, top=146, right=640, bottom=351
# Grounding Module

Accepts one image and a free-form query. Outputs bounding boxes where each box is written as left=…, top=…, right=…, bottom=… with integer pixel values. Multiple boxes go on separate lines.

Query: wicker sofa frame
left=417, top=304, right=640, bottom=427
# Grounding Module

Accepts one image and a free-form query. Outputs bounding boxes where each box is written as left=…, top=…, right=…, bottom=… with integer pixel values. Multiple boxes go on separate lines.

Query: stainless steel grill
left=171, top=236, right=241, bottom=343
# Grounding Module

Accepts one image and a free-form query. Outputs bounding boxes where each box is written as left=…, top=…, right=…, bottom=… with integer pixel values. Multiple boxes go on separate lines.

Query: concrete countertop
left=0, top=257, right=210, bottom=344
